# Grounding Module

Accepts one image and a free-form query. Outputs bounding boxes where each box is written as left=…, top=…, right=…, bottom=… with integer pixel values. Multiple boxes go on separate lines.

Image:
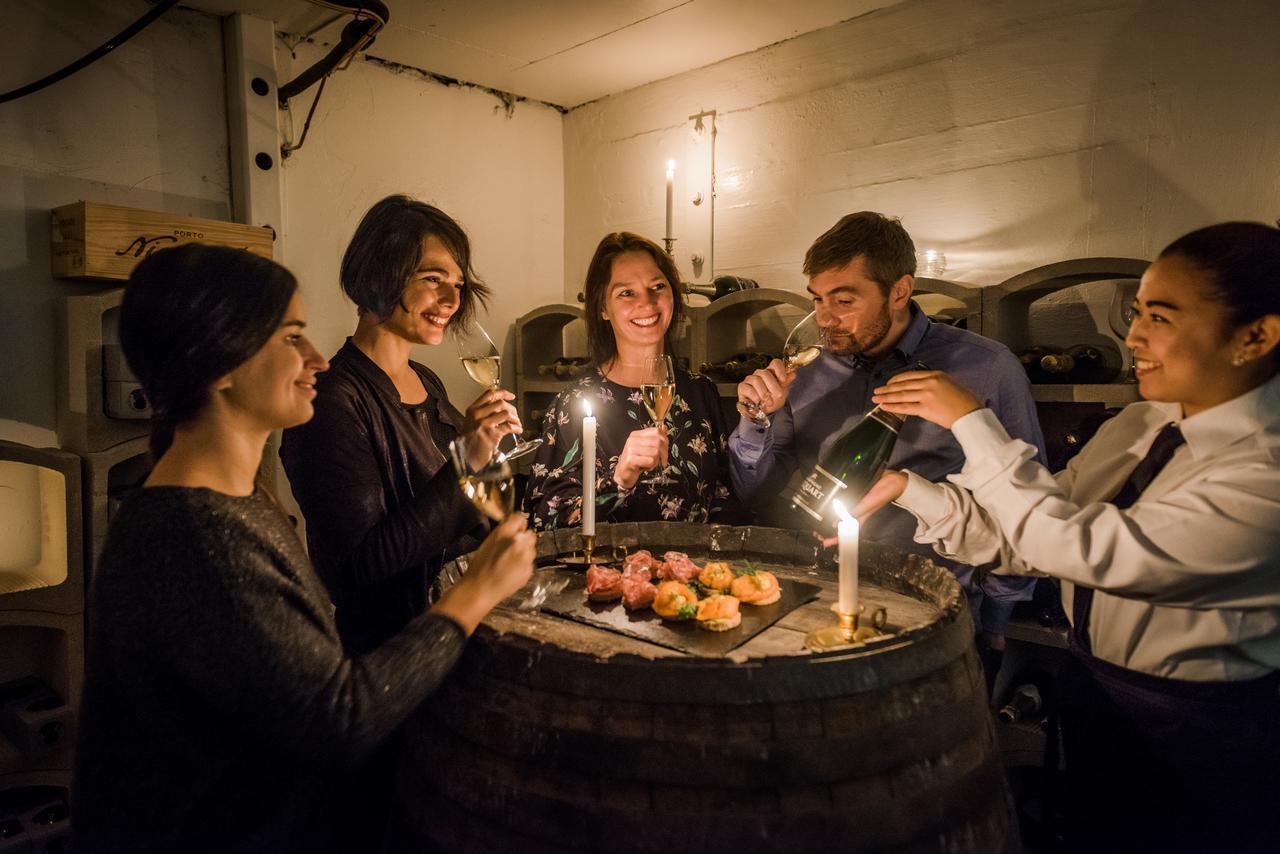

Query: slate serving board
left=534, top=567, right=821, bottom=656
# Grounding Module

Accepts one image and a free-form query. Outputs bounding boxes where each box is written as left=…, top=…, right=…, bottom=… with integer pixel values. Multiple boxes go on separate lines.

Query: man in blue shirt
left=729, top=212, right=1046, bottom=686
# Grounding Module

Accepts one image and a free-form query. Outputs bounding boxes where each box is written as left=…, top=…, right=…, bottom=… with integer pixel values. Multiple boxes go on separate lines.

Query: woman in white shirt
left=857, top=222, right=1280, bottom=853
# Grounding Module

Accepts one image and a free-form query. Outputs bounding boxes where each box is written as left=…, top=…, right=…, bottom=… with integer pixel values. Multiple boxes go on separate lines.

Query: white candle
left=664, top=160, right=675, bottom=244
left=833, top=500, right=859, bottom=617
left=582, top=400, right=596, bottom=536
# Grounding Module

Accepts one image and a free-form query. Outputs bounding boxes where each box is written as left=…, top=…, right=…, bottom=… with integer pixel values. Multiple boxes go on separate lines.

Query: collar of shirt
left=830, top=302, right=931, bottom=374
left=1178, top=372, right=1280, bottom=461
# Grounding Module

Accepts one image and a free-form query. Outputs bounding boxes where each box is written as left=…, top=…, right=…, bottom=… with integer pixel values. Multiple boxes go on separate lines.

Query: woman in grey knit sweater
left=71, top=245, right=534, bottom=853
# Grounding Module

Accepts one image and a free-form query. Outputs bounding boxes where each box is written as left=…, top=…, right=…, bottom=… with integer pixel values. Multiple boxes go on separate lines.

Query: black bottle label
left=791, top=464, right=845, bottom=521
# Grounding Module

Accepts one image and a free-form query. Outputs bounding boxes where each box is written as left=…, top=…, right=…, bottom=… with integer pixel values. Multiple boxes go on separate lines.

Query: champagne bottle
left=788, top=405, right=906, bottom=527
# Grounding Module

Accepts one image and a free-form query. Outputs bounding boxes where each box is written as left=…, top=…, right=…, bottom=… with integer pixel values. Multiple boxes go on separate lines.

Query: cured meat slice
left=622, top=574, right=658, bottom=611
left=585, top=565, right=623, bottom=601
left=623, top=549, right=655, bottom=575
left=657, top=551, right=700, bottom=583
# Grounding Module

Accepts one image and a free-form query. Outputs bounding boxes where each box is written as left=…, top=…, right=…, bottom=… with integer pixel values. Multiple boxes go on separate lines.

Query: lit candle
left=582, top=400, right=596, bottom=536
left=832, top=499, right=858, bottom=617
left=664, top=160, right=675, bottom=245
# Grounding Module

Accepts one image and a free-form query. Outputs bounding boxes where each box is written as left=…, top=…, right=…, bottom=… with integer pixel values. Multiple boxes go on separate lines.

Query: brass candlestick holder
left=805, top=603, right=888, bottom=652
left=582, top=533, right=595, bottom=567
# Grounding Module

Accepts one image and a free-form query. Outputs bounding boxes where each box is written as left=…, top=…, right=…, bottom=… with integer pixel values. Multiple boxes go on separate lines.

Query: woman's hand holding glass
left=870, top=370, right=982, bottom=429
left=457, top=321, right=541, bottom=460
left=613, top=427, right=670, bottom=489
left=431, top=514, right=536, bottom=634
left=461, top=388, right=521, bottom=470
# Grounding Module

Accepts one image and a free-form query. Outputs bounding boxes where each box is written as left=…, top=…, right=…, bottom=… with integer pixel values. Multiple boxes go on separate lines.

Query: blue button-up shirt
left=729, top=305, right=1046, bottom=577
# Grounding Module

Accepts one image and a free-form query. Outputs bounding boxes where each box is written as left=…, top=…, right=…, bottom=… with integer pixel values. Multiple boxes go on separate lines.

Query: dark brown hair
left=802, top=211, right=917, bottom=293
left=339, top=194, right=489, bottom=332
left=582, top=232, right=686, bottom=367
left=121, top=244, right=297, bottom=459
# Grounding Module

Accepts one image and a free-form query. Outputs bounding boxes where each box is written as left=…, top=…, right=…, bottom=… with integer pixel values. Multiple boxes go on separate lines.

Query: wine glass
left=640, top=354, right=676, bottom=485
left=739, top=310, right=824, bottom=428
left=447, top=434, right=568, bottom=610
left=457, top=321, right=543, bottom=460
left=448, top=434, right=516, bottom=523
left=1107, top=281, right=1140, bottom=383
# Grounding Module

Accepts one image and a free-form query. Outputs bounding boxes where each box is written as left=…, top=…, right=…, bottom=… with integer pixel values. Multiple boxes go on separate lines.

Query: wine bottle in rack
left=1017, top=346, right=1057, bottom=384
left=697, top=352, right=772, bottom=382
left=537, top=357, right=592, bottom=379
left=1057, top=344, right=1122, bottom=384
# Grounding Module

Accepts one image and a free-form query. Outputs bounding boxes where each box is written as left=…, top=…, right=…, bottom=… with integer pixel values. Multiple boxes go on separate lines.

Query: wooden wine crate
left=50, top=201, right=274, bottom=281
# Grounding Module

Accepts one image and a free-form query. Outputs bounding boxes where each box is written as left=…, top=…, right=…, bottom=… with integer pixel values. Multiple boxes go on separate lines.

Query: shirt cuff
left=894, top=470, right=951, bottom=527
left=951, top=408, right=1013, bottom=457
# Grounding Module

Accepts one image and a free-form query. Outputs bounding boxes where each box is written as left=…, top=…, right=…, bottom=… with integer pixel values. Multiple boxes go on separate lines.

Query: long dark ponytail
left=120, top=244, right=298, bottom=459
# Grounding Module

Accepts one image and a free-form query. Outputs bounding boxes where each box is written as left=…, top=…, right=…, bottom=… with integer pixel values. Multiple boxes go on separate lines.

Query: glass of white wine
left=640, top=353, right=676, bottom=485
left=448, top=435, right=516, bottom=523
left=447, top=435, right=567, bottom=611
left=739, top=310, right=824, bottom=428
left=457, top=321, right=543, bottom=460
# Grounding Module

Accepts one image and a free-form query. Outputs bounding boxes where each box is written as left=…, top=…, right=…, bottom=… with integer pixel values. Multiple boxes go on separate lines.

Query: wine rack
left=982, top=257, right=1148, bottom=409
left=913, top=276, right=984, bottom=334
left=688, top=288, right=812, bottom=423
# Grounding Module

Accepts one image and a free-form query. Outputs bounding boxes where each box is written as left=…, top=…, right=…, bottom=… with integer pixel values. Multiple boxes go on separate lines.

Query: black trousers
left=1058, top=651, right=1280, bottom=853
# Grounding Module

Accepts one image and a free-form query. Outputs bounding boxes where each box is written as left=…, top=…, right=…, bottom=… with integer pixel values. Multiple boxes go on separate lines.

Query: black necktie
left=1071, top=422, right=1186, bottom=655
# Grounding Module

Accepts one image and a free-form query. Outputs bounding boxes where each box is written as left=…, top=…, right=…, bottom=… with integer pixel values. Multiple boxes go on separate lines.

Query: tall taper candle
left=833, top=499, right=858, bottom=617
left=582, top=400, right=596, bottom=536
left=664, top=160, right=675, bottom=244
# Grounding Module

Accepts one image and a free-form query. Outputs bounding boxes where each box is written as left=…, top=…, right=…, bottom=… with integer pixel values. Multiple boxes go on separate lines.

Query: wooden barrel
left=389, top=522, right=1016, bottom=853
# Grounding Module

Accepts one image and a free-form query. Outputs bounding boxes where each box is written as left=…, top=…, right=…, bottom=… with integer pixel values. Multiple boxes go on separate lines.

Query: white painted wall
left=276, top=43, right=566, bottom=409
left=0, top=0, right=229, bottom=437
left=563, top=0, right=1280, bottom=296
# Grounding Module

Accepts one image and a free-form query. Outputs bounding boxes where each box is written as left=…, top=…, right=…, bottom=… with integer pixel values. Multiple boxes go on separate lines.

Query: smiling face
left=218, top=292, right=329, bottom=431
left=381, top=234, right=464, bottom=347
left=1126, top=254, right=1245, bottom=416
left=601, top=250, right=674, bottom=356
left=807, top=255, right=911, bottom=358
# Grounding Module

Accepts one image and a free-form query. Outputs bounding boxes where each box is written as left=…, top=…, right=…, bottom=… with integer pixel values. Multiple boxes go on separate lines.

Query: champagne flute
left=640, top=354, right=676, bottom=486
left=739, top=310, right=824, bottom=428
left=457, top=321, right=543, bottom=460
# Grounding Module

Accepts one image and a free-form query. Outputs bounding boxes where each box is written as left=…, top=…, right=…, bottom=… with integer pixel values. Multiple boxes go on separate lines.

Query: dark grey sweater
left=72, top=487, right=467, bottom=853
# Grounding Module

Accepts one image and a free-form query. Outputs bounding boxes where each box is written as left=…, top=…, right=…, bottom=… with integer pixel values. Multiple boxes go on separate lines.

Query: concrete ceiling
left=184, top=0, right=903, bottom=109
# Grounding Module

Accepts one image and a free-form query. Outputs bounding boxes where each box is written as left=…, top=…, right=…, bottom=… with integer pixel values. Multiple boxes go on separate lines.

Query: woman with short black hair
left=281, top=194, right=519, bottom=655
left=861, top=221, right=1280, bottom=851
left=73, top=244, right=534, bottom=853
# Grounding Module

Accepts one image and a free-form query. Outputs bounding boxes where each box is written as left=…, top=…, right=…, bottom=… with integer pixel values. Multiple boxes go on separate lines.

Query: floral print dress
left=523, top=368, right=742, bottom=530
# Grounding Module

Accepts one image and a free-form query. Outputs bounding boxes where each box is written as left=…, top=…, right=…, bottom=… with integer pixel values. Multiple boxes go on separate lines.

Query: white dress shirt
left=896, top=374, right=1280, bottom=681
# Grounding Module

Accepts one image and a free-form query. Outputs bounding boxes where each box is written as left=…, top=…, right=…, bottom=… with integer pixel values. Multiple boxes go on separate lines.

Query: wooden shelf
left=1030, top=383, right=1140, bottom=406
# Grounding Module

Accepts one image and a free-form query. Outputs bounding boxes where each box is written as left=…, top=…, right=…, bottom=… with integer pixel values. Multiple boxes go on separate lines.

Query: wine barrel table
left=389, top=523, right=1016, bottom=853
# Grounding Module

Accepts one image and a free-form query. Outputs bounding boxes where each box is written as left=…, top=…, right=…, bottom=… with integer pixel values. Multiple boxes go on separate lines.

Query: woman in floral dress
left=524, top=232, right=740, bottom=529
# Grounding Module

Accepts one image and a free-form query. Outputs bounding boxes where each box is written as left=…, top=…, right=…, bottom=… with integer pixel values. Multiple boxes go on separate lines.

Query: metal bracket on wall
left=679, top=110, right=716, bottom=286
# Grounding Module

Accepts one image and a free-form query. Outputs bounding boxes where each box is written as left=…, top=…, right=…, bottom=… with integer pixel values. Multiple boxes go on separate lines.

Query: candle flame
left=582, top=400, right=593, bottom=418
left=832, top=499, right=856, bottom=526
left=666, top=159, right=675, bottom=178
